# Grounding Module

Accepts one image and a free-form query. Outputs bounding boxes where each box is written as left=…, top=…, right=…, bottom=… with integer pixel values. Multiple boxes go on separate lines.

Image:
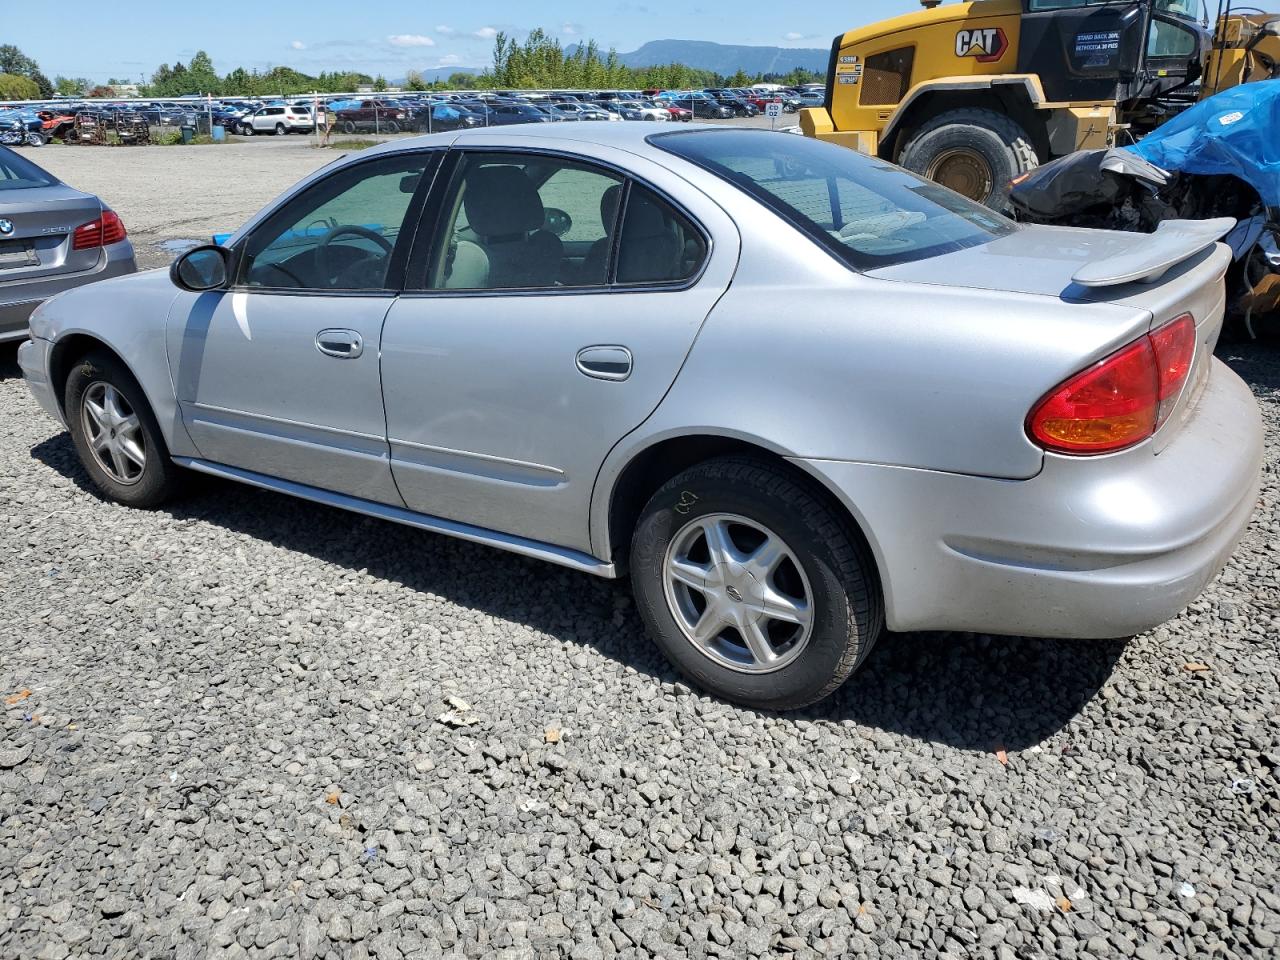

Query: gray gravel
left=1, top=142, right=1278, bottom=959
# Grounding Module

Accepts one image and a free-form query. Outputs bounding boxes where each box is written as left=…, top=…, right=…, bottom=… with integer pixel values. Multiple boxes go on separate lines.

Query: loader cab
left=1017, top=0, right=1209, bottom=106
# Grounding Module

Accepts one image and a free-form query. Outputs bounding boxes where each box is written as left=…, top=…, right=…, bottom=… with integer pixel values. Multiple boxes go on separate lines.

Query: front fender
left=32, top=268, right=198, bottom=458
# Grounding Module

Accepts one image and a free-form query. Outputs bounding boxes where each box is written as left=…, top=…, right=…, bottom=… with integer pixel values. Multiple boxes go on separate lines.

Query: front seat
left=453, top=165, right=563, bottom=289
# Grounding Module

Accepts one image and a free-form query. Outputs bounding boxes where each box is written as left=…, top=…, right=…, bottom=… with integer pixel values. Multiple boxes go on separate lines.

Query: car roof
left=406, top=120, right=726, bottom=152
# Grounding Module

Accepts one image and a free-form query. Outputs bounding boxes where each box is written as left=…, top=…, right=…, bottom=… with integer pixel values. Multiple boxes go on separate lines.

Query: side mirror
left=171, top=244, right=230, bottom=292
left=543, top=207, right=573, bottom=238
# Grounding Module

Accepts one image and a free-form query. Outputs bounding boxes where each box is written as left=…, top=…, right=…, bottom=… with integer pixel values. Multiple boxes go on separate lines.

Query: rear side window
left=651, top=129, right=1013, bottom=270
left=615, top=185, right=706, bottom=285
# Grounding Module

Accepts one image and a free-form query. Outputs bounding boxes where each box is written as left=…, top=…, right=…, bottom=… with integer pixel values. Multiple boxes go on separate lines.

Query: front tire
left=898, top=108, right=1038, bottom=209
left=630, top=458, right=882, bottom=710
left=65, top=351, right=182, bottom=509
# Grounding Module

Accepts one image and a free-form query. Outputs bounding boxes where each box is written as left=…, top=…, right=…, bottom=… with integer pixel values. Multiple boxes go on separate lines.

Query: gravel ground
left=0, top=141, right=1278, bottom=960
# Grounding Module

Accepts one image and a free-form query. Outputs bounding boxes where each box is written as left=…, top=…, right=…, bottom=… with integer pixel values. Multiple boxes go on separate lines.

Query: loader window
left=861, top=48, right=915, bottom=106
left=1147, top=19, right=1198, bottom=58
left=651, top=129, right=1013, bottom=270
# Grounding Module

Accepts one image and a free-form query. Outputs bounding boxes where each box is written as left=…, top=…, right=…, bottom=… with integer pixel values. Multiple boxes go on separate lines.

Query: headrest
left=462, top=166, right=545, bottom=237
left=599, top=184, right=623, bottom=230
left=623, top=192, right=671, bottom=239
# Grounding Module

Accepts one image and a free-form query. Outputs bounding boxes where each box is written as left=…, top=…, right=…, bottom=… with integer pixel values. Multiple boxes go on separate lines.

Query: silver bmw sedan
left=0, top=146, right=136, bottom=343
left=18, top=124, right=1263, bottom=710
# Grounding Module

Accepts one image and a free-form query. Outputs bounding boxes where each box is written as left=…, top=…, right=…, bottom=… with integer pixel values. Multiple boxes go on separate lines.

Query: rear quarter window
left=650, top=129, right=1013, bottom=270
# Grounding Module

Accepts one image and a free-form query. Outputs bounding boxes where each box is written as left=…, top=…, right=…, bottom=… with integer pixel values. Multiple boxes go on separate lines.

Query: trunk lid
left=868, top=220, right=1233, bottom=456
left=0, top=184, right=105, bottom=284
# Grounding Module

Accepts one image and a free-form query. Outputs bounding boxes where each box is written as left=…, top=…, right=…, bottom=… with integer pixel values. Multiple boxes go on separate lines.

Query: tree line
left=0, top=33, right=824, bottom=102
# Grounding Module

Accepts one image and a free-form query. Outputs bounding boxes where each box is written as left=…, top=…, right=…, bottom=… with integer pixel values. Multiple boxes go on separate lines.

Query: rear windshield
left=650, top=129, right=1014, bottom=270
left=0, top=147, right=56, bottom=190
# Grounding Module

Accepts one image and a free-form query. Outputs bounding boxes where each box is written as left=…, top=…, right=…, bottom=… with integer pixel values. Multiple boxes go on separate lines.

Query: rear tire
left=342, top=120, right=357, bottom=134
left=274, top=123, right=286, bottom=136
left=630, top=457, right=883, bottom=711
left=898, top=108, right=1038, bottom=210
left=64, top=351, right=183, bottom=509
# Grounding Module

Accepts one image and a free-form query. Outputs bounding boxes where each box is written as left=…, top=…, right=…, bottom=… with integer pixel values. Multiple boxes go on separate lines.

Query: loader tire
left=898, top=108, right=1038, bottom=210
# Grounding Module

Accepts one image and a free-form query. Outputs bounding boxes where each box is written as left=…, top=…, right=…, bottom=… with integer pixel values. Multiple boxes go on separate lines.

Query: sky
left=4, top=0, right=915, bottom=83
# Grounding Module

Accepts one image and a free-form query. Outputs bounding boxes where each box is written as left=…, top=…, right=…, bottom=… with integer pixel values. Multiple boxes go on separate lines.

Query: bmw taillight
left=72, top=210, right=127, bottom=250
left=1027, top=314, right=1197, bottom=455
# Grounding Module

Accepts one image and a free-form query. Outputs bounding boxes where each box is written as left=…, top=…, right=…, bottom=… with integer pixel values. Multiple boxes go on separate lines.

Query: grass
left=323, top=138, right=379, bottom=151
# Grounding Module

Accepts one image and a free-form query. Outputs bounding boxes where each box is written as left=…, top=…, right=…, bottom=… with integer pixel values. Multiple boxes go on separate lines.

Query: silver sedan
left=18, top=123, right=1263, bottom=709
left=0, top=145, right=136, bottom=343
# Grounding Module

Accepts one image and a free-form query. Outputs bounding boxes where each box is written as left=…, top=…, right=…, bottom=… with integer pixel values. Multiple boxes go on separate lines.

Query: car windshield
left=0, top=147, right=56, bottom=190
left=652, top=129, right=1015, bottom=270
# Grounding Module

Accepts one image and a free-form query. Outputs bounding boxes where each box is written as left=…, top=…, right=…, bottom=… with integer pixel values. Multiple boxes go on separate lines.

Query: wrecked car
left=1010, top=81, right=1280, bottom=336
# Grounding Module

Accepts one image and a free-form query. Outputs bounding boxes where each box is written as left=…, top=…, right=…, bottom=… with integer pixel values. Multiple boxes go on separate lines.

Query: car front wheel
left=630, top=458, right=882, bottom=710
left=65, top=351, right=183, bottom=509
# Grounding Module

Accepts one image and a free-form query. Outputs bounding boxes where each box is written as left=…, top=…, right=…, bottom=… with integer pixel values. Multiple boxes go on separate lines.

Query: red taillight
left=1028, top=314, right=1197, bottom=455
left=72, top=210, right=127, bottom=251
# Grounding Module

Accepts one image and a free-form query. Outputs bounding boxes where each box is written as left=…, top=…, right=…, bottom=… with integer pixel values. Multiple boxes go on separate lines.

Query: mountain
left=612, top=40, right=828, bottom=76
left=411, top=66, right=480, bottom=83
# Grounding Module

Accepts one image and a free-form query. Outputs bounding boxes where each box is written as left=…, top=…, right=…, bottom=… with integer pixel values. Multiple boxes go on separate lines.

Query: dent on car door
left=165, top=151, right=440, bottom=504
left=379, top=148, right=740, bottom=553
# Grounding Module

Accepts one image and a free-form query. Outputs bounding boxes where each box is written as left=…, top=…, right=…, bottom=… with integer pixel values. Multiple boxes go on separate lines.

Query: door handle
left=316, top=329, right=363, bottom=359
left=576, top=345, right=632, bottom=382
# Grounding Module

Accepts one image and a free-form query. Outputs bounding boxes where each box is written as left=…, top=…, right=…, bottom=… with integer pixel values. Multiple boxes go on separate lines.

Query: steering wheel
left=314, top=224, right=394, bottom=288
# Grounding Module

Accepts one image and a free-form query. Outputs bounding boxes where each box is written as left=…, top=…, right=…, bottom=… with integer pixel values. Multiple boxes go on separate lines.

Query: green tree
left=0, top=45, right=38, bottom=78
left=0, top=73, right=39, bottom=99
left=373, top=75, right=387, bottom=92
left=404, top=70, right=427, bottom=91
left=54, top=75, right=88, bottom=96
left=186, top=50, right=221, bottom=95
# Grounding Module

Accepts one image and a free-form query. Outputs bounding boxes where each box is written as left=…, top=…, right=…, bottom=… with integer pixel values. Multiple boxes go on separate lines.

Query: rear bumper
left=796, top=359, right=1264, bottom=639
left=17, top=335, right=64, bottom=426
left=0, top=242, right=137, bottom=342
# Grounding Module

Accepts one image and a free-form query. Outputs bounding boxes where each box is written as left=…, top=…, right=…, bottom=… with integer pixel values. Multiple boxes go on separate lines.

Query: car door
left=166, top=150, right=441, bottom=504
left=379, top=145, right=740, bottom=554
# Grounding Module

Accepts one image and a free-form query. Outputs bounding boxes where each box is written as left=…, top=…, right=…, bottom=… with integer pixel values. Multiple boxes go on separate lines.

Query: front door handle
left=576, top=345, right=632, bottom=382
left=316, top=329, right=363, bottom=359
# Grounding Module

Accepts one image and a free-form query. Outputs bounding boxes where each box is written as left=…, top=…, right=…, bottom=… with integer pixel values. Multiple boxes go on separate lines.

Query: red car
left=662, top=103, right=694, bottom=122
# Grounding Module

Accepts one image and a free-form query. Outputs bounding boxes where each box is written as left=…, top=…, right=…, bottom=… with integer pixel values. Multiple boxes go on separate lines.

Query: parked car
left=487, top=103, right=553, bottom=125
left=417, top=103, right=485, bottom=132
left=237, top=105, right=316, bottom=136
left=703, top=90, right=760, bottom=117
left=331, top=100, right=409, bottom=134
left=656, top=92, right=733, bottom=119
left=661, top=102, right=694, bottom=122
left=600, top=100, right=672, bottom=122
left=0, top=146, right=135, bottom=342
left=19, top=125, right=1263, bottom=710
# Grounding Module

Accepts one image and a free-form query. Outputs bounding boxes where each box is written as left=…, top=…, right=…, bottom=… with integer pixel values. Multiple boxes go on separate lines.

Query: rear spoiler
left=1072, top=218, right=1236, bottom=287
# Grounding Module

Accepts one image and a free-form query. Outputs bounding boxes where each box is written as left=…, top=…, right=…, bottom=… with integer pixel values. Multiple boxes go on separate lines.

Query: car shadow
left=28, top=431, right=1126, bottom=752
left=0, top=342, right=21, bottom=382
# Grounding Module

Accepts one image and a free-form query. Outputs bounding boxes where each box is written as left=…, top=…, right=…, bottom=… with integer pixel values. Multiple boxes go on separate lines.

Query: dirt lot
left=0, top=138, right=1277, bottom=960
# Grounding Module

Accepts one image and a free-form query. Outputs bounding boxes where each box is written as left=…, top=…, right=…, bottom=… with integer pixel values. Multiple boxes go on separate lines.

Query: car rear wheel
left=65, top=351, right=183, bottom=509
left=342, top=120, right=357, bottom=134
left=274, top=123, right=286, bottom=136
left=898, top=108, right=1038, bottom=209
left=630, top=458, right=882, bottom=710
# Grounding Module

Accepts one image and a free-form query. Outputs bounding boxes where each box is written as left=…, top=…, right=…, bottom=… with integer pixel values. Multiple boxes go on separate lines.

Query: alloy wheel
left=925, top=147, right=994, bottom=203
left=81, top=381, right=146, bottom=485
left=662, top=513, right=814, bottom=674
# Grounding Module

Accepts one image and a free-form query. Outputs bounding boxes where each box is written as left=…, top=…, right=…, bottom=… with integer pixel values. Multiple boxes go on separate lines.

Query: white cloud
left=436, top=25, right=455, bottom=34
left=437, top=54, right=464, bottom=66
left=387, top=34, right=436, bottom=47
left=561, top=23, right=579, bottom=36
left=474, top=26, right=498, bottom=39
left=784, top=32, right=805, bottom=41
left=290, top=40, right=306, bottom=50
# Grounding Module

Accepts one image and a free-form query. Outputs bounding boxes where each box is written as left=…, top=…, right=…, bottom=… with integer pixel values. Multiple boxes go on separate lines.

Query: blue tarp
left=1127, top=79, right=1280, bottom=209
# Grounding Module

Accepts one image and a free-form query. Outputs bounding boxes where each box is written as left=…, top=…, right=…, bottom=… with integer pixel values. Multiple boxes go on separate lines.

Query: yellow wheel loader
left=801, top=0, right=1280, bottom=207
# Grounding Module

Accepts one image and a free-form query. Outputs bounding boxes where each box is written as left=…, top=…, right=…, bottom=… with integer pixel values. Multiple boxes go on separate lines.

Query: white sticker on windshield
left=1219, top=111, right=1245, bottom=126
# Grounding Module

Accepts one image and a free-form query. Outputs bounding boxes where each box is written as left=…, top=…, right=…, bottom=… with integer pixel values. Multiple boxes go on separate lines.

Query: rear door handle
left=316, top=329, right=363, bottom=359
left=576, top=345, right=632, bottom=381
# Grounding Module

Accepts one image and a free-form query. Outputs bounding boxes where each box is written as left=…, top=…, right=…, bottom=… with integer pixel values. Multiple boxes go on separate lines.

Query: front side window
left=238, top=152, right=434, bottom=291
left=652, top=129, right=1012, bottom=270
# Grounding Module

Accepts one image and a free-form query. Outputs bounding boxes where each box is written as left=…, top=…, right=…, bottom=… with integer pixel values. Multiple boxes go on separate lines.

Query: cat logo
left=955, top=27, right=1009, bottom=63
